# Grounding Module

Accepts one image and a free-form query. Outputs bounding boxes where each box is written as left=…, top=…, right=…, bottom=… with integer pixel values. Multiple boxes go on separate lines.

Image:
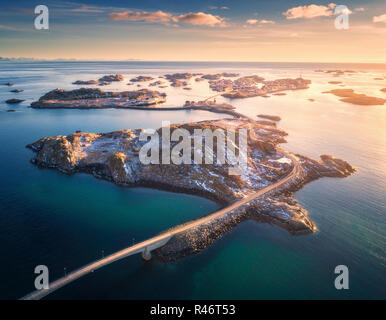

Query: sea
left=0, top=61, right=385, bottom=299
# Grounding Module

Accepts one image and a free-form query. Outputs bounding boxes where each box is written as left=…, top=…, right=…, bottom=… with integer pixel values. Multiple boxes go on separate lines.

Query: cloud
left=176, top=12, right=226, bottom=26
left=109, top=10, right=226, bottom=27
left=108, top=10, right=174, bottom=23
left=259, top=20, right=275, bottom=24
left=373, top=14, right=386, bottom=23
left=246, top=19, right=258, bottom=25
left=4, top=8, right=34, bottom=14
left=283, top=3, right=337, bottom=19
left=0, top=24, right=21, bottom=31
left=355, top=8, right=365, bottom=12
left=0, top=24, right=30, bottom=32
left=208, top=6, right=229, bottom=10
left=246, top=19, right=274, bottom=25
left=71, top=5, right=104, bottom=13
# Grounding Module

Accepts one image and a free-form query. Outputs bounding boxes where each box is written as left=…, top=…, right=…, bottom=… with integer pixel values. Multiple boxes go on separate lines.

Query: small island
left=315, top=69, right=356, bottom=77
left=98, top=74, right=124, bottom=82
left=257, top=114, right=281, bottom=121
left=164, top=73, right=193, bottom=87
left=72, top=74, right=124, bottom=86
left=323, top=89, right=386, bottom=106
left=72, top=80, right=99, bottom=85
left=6, top=98, right=24, bottom=104
left=221, top=76, right=311, bottom=99
left=130, top=76, right=154, bottom=82
left=30, top=88, right=166, bottom=109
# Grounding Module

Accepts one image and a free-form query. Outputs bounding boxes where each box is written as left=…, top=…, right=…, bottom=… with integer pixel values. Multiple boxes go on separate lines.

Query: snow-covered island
left=30, top=88, right=167, bottom=109
left=220, top=76, right=312, bottom=98
left=27, top=118, right=355, bottom=261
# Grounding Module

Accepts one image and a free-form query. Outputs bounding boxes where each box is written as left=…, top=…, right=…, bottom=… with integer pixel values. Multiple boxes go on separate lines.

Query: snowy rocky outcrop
left=27, top=119, right=355, bottom=261
left=30, top=88, right=166, bottom=109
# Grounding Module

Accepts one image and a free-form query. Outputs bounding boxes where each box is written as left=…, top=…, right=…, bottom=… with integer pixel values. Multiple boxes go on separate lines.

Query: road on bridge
left=21, top=152, right=299, bottom=300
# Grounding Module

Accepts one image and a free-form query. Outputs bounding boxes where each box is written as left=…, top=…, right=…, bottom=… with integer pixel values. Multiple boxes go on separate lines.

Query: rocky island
left=72, top=80, right=99, bottom=85
left=212, top=76, right=311, bottom=99
left=98, top=74, right=124, bottom=82
left=164, top=73, right=193, bottom=87
left=315, top=69, right=356, bottom=77
left=27, top=118, right=355, bottom=261
left=257, top=114, right=281, bottom=121
left=72, top=75, right=124, bottom=86
left=130, top=76, right=154, bottom=82
left=323, top=89, right=386, bottom=106
left=30, top=88, right=166, bottom=109
left=6, top=98, right=24, bottom=104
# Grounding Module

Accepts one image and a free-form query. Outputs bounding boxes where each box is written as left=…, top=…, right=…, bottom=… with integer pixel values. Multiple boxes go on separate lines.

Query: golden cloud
left=373, top=14, right=386, bottom=23
left=109, top=10, right=225, bottom=27
left=176, top=12, right=226, bottom=26
left=246, top=19, right=274, bottom=25
left=108, top=10, right=174, bottom=23
left=283, top=3, right=337, bottom=19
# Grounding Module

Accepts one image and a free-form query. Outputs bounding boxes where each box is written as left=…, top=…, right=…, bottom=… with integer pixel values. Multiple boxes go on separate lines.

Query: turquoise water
left=0, top=61, right=385, bottom=299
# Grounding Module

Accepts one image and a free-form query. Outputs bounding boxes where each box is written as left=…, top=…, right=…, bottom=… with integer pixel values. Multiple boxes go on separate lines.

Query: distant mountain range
left=0, top=57, right=141, bottom=62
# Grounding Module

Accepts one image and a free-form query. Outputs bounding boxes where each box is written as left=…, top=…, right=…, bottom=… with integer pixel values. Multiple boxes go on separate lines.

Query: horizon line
left=1, top=57, right=386, bottom=64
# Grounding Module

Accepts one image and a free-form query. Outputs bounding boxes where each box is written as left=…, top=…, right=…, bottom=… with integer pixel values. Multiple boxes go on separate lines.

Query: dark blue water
left=0, top=61, right=385, bottom=299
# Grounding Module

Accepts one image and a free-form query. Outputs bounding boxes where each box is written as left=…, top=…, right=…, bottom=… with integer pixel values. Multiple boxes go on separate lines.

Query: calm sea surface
left=0, top=61, right=385, bottom=299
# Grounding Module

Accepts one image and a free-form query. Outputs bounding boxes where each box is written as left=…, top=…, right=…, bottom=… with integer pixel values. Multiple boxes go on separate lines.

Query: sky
left=0, top=0, right=386, bottom=62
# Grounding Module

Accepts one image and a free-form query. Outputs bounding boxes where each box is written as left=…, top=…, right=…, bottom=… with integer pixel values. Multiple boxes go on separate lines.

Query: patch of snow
left=269, top=157, right=292, bottom=165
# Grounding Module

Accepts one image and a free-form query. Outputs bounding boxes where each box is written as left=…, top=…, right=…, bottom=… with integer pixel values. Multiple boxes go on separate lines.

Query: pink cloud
left=246, top=19, right=258, bottom=25
left=373, top=14, right=386, bottom=23
left=108, top=10, right=174, bottom=23
left=246, top=19, right=274, bottom=25
left=109, top=10, right=225, bottom=27
left=259, top=20, right=275, bottom=24
left=283, top=4, right=337, bottom=20
left=176, top=12, right=226, bottom=26
left=71, top=5, right=104, bottom=13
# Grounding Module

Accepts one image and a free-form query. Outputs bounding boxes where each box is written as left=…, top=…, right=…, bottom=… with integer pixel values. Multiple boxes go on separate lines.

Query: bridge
left=21, top=153, right=300, bottom=300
